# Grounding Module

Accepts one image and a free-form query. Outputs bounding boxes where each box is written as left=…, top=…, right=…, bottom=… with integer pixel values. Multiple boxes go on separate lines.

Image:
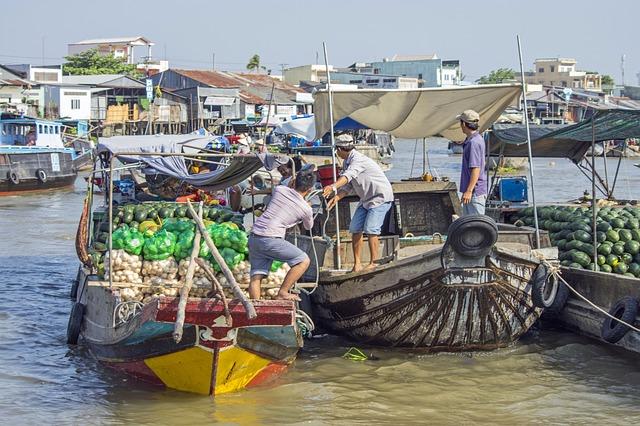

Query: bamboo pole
left=173, top=202, right=203, bottom=343
left=186, top=200, right=257, bottom=319
left=108, top=156, right=115, bottom=288
left=516, top=35, right=541, bottom=249
left=196, top=258, right=232, bottom=326
left=591, top=117, right=598, bottom=270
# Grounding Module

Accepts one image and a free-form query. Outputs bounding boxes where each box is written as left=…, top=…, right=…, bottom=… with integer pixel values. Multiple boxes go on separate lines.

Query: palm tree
left=246, top=54, right=261, bottom=72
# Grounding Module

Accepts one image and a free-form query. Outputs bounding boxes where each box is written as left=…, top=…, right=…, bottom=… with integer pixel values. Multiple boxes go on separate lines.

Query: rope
left=296, top=308, right=315, bottom=338
left=538, top=257, right=640, bottom=334
left=342, top=347, right=368, bottom=361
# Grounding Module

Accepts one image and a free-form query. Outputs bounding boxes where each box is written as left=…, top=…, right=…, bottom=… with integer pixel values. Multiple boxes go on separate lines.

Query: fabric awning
left=313, top=84, right=521, bottom=140
left=98, top=134, right=288, bottom=189
left=487, top=109, right=640, bottom=162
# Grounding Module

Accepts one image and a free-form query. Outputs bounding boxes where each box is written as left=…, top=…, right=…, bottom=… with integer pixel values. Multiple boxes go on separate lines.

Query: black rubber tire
left=601, top=296, right=639, bottom=344
left=66, top=302, right=85, bottom=345
left=7, top=170, right=19, bottom=185
left=36, top=168, right=47, bottom=183
left=530, top=265, right=552, bottom=308
left=69, top=267, right=82, bottom=300
left=542, top=274, right=570, bottom=315
left=446, top=215, right=498, bottom=258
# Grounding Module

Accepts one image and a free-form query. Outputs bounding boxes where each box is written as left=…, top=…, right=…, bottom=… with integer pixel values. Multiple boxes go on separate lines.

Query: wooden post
left=186, top=201, right=257, bottom=319
left=173, top=202, right=203, bottom=343
left=195, top=258, right=232, bottom=326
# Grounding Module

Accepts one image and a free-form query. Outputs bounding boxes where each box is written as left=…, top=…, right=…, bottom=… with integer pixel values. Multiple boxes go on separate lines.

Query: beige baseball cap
left=335, top=133, right=354, bottom=147
left=456, top=109, right=480, bottom=124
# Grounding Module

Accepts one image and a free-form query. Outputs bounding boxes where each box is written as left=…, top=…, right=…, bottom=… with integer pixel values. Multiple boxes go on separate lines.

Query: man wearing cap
left=322, top=134, right=394, bottom=273
left=456, top=109, right=487, bottom=215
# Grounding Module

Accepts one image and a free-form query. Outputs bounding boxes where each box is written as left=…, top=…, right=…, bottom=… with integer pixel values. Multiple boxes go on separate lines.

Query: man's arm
left=462, top=168, right=480, bottom=204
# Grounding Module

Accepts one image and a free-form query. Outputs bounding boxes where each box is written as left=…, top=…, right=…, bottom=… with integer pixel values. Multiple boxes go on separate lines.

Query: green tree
left=476, top=68, right=516, bottom=84
left=63, top=49, right=141, bottom=77
left=246, top=54, right=261, bottom=72
left=601, top=74, right=614, bottom=86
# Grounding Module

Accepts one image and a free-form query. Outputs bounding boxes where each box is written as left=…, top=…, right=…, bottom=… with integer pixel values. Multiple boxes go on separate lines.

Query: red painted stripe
left=103, top=360, right=165, bottom=387
left=246, top=363, right=289, bottom=388
left=156, top=298, right=296, bottom=328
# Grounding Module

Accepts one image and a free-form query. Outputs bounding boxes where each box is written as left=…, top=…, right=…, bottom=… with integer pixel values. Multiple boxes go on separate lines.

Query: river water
left=1, top=139, right=640, bottom=425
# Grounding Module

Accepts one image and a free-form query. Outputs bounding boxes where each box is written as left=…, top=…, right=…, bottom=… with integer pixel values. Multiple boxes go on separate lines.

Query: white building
left=68, top=36, right=154, bottom=64
left=283, top=64, right=335, bottom=86
left=42, top=86, right=92, bottom=120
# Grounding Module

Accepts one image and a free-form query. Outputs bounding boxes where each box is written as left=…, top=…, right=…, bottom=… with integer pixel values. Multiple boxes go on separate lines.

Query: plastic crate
left=284, top=234, right=329, bottom=282
left=499, top=177, right=528, bottom=202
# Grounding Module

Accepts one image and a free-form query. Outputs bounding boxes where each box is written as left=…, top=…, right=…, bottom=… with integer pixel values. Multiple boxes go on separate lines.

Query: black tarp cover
left=487, top=109, right=640, bottom=162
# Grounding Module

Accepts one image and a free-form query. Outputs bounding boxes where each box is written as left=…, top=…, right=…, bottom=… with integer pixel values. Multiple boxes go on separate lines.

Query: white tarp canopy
left=204, top=96, right=235, bottom=106
left=273, top=116, right=316, bottom=140
left=313, top=84, right=521, bottom=140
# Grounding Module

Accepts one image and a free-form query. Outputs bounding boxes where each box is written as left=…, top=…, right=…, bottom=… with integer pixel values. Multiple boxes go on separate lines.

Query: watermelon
left=597, top=243, right=612, bottom=256
left=629, top=262, right=640, bottom=277
left=631, top=230, right=640, bottom=242
left=600, top=264, right=613, bottom=273
left=596, top=221, right=612, bottom=232
left=612, top=243, right=625, bottom=256
left=614, top=262, right=629, bottom=274
left=571, top=251, right=591, bottom=267
left=573, top=230, right=592, bottom=243
left=606, top=254, right=620, bottom=267
left=569, top=262, right=583, bottom=269
left=611, top=218, right=625, bottom=229
left=624, top=240, right=640, bottom=255
left=597, top=254, right=606, bottom=265
left=622, top=253, right=634, bottom=264
left=619, top=229, right=633, bottom=242
left=606, top=229, right=620, bottom=243
left=560, top=259, right=572, bottom=267
left=596, top=231, right=607, bottom=242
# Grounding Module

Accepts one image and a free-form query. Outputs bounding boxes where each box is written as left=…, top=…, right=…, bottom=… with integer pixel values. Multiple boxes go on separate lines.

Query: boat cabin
left=0, top=118, right=65, bottom=148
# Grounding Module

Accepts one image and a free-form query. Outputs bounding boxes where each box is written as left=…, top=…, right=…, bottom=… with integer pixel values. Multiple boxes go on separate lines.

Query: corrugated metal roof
left=61, top=74, right=145, bottom=88
left=69, top=36, right=153, bottom=45
left=172, top=69, right=303, bottom=105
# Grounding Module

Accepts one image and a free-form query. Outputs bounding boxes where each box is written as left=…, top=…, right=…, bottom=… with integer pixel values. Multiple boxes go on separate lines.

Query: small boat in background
left=0, top=115, right=90, bottom=194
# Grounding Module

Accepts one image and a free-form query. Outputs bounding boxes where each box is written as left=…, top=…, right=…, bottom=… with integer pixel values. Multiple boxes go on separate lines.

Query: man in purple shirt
left=248, top=169, right=315, bottom=301
left=456, top=110, right=487, bottom=215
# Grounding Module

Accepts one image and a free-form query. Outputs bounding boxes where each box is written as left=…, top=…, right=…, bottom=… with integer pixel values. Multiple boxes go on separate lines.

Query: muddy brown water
left=1, top=139, right=639, bottom=425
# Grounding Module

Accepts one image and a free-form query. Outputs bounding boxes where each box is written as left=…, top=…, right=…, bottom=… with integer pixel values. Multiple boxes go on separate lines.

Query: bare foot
left=363, top=263, right=376, bottom=272
left=276, top=291, right=301, bottom=301
left=351, top=263, right=363, bottom=273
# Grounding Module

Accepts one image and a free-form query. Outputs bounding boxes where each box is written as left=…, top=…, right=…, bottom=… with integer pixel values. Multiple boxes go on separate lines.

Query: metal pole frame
left=591, top=116, right=598, bottom=269
left=108, top=155, right=115, bottom=288
left=323, top=41, right=342, bottom=270
left=517, top=35, right=540, bottom=248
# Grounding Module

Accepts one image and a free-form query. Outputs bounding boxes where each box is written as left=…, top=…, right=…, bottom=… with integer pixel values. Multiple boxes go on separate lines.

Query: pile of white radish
left=112, top=257, right=293, bottom=304
left=141, top=258, right=179, bottom=281
left=105, top=250, right=143, bottom=283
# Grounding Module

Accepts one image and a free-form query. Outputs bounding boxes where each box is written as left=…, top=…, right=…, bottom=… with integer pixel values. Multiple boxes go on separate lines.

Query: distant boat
left=0, top=116, right=89, bottom=194
left=448, top=141, right=463, bottom=154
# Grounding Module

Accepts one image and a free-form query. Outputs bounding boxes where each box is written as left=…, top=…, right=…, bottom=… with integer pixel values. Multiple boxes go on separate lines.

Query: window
left=71, top=99, right=81, bottom=110
left=349, top=80, right=362, bottom=84
left=34, top=72, right=59, bottom=82
left=418, top=73, right=423, bottom=79
left=538, top=67, right=544, bottom=73
left=38, top=124, right=43, bottom=133
left=55, top=126, right=60, bottom=134
left=550, top=65, right=555, bottom=72
left=561, top=81, right=567, bottom=87
left=550, top=81, right=554, bottom=86
left=382, top=78, right=395, bottom=83
left=365, top=79, right=379, bottom=84
left=44, top=126, right=49, bottom=134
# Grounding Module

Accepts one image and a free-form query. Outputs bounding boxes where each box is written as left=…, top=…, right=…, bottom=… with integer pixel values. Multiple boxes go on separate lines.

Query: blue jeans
left=462, top=194, right=486, bottom=216
left=349, top=202, right=392, bottom=235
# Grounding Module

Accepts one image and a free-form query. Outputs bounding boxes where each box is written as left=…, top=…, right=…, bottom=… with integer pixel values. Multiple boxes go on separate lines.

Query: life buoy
left=7, top=170, right=19, bottom=185
left=601, top=296, right=639, bottom=344
left=36, top=168, right=47, bottom=183
left=66, top=302, right=85, bottom=345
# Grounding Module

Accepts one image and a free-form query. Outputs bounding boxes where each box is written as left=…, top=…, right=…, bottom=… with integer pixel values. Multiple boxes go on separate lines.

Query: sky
left=1, top=0, right=638, bottom=84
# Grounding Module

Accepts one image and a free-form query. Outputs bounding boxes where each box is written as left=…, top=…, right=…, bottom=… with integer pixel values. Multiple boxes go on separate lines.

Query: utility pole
left=212, top=53, right=215, bottom=71
left=621, top=54, right=626, bottom=86
left=279, top=63, right=288, bottom=78
left=41, top=36, right=45, bottom=65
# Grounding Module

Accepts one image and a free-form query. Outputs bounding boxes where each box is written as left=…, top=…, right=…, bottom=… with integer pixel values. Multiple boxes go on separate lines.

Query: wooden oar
left=186, top=200, right=257, bottom=319
left=173, top=202, right=203, bottom=343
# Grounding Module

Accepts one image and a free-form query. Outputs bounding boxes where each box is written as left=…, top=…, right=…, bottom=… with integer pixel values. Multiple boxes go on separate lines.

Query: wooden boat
left=547, top=267, right=640, bottom=354
left=0, top=117, right=82, bottom=194
left=72, top=270, right=302, bottom=395
left=307, top=182, right=556, bottom=351
left=311, top=238, right=551, bottom=350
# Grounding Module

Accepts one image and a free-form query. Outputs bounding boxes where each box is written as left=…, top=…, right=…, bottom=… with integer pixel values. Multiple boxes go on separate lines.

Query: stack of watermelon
left=512, top=205, right=640, bottom=277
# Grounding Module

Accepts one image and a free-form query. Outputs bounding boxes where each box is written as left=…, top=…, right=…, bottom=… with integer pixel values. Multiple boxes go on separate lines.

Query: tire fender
left=66, top=302, right=85, bottom=345
left=601, top=296, right=638, bottom=344
left=36, top=168, right=47, bottom=183
left=7, top=170, right=19, bottom=185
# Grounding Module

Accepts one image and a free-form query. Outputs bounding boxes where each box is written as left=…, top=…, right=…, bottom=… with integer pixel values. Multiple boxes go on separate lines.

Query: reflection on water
left=1, top=143, right=640, bottom=424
